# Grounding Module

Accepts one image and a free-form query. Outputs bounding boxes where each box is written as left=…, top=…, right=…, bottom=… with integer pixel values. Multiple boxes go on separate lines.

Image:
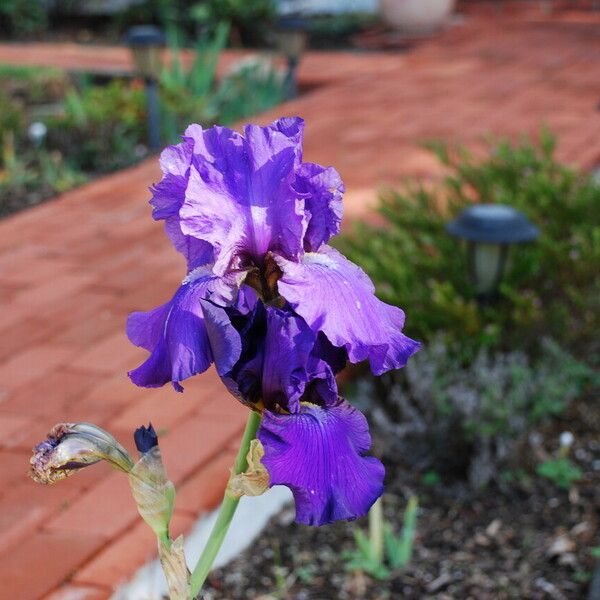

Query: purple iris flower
left=127, top=117, right=420, bottom=525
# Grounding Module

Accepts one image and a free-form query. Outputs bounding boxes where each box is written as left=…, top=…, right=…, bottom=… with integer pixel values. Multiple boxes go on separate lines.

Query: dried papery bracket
left=158, top=536, right=191, bottom=600
left=227, top=438, right=270, bottom=498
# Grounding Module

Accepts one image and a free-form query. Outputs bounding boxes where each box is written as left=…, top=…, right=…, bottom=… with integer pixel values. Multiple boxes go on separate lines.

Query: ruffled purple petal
left=276, top=246, right=420, bottom=375
left=150, top=135, right=214, bottom=270
left=294, top=163, right=344, bottom=252
left=151, top=138, right=194, bottom=219
left=179, top=118, right=307, bottom=275
left=258, top=399, right=385, bottom=526
left=126, top=268, right=217, bottom=391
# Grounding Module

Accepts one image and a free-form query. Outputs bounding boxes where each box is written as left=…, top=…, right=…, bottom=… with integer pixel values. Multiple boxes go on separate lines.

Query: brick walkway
left=0, top=5, right=599, bottom=599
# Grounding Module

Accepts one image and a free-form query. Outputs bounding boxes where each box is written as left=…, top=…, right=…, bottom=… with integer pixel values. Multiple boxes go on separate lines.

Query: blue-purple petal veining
left=258, top=399, right=385, bottom=526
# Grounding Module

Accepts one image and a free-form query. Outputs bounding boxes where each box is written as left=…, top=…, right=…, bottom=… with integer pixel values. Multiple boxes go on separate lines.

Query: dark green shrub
left=341, top=134, right=599, bottom=486
left=337, top=132, right=600, bottom=362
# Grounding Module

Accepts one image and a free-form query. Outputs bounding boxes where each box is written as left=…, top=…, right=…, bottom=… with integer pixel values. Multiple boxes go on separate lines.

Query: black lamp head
left=125, top=25, right=166, bottom=48
left=446, top=204, right=538, bottom=244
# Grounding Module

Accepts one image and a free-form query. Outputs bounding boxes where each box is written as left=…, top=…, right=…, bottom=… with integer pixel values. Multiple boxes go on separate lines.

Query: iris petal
left=150, top=135, right=213, bottom=270
left=276, top=245, right=420, bottom=375
left=179, top=118, right=307, bottom=275
left=258, top=399, right=385, bottom=526
left=294, top=162, right=344, bottom=252
left=203, top=301, right=339, bottom=411
left=261, top=307, right=338, bottom=412
left=126, top=269, right=217, bottom=391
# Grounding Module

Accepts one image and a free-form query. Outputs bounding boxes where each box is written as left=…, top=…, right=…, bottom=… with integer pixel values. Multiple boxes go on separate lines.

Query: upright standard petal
left=258, top=399, right=385, bottom=526
left=276, top=246, right=420, bottom=375
left=294, top=162, right=344, bottom=252
left=179, top=119, right=307, bottom=275
left=127, top=269, right=217, bottom=391
left=150, top=135, right=213, bottom=270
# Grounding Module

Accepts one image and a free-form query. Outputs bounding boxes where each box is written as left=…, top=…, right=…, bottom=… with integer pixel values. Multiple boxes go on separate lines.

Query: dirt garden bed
left=202, top=396, right=600, bottom=600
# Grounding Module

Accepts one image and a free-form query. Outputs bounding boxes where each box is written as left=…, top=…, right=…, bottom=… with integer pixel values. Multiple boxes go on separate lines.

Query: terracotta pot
left=380, top=0, right=456, bottom=35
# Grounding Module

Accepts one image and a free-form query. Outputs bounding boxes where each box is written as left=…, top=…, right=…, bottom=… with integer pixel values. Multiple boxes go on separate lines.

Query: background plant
left=0, top=0, right=47, bottom=36
left=338, top=133, right=599, bottom=487
left=337, top=132, right=600, bottom=362
left=47, top=79, right=147, bottom=172
left=0, top=37, right=288, bottom=217
left=159, top=24, right=286, bottom=141
left=190, top=0, right=275, bottom=45
left=159, top=22, right=229, bottom=141
left=0, top=65, right=70, bottom=104
left=209, top=56, right=286, bottom=126
left=536, top=457, right=583, bottom=490
left=344, top=496, right=419, bottom=580
left=356, top=337, right=596, bottom=488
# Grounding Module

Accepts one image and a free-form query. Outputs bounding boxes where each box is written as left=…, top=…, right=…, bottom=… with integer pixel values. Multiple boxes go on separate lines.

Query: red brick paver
left=0, top=4, right=599, bottom=598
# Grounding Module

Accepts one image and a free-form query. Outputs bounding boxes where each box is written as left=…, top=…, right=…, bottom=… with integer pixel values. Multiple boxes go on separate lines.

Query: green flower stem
left=188, top=410, right=261, bottom=599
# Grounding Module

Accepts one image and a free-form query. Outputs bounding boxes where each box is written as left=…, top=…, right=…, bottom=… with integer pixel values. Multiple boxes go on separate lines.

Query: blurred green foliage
left=0, top=0, right=47, bottom=36
left=536, top=458, right=583, bottom=489
left=0, top=65, right=70, bottom=104
left=337, top=132, right=600, bottom=362
left=0, top=131, right=87, bottom=216
left=190, top=0, right=275, bottom=45
left=344, top=497, right=418, bottom=580
left=0, top=66, right=89, bottom=214
left=211, top=57, right=286, bottom=125
left=0, top=36, right=287, bottom=216
left=0, top=93, right=24, bottom=137
left=47, top=80, right=147, bottom=172
left=160, top=24, right=286, bottom=140
left=159, top=22, right=229, bottom=140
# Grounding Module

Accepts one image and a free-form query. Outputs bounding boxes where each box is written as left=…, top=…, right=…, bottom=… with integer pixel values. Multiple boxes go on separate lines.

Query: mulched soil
left=201, top=399, right=600, bottom=600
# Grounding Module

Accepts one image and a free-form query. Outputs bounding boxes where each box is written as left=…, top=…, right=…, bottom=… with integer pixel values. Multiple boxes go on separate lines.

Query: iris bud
left=129, top=424, right=175, bottom=543
left=29, top=423, right=134, bottom=485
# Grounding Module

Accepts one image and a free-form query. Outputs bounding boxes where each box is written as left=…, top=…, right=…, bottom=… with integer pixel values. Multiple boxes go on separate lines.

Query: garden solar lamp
left=275, top=15, right=309, bottom=99
left=446, top=204, right=539, bottom=302
left=125, top=25, right=166, bottom=151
